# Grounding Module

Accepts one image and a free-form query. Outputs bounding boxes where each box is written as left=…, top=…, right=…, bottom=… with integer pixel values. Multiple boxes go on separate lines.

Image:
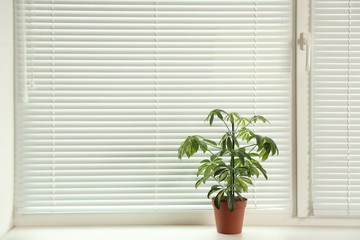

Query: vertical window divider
left=296, top=0, right=312, bottom=218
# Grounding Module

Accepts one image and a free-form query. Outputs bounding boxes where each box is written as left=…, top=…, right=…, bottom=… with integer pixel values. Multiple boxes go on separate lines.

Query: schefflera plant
left=178, top=109, right=279, bottom=212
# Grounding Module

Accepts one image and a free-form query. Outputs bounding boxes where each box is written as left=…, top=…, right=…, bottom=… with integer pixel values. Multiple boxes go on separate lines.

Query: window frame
left=6, top=0, right=360, bottom=227
left=0, top=0, right=14, bottom=236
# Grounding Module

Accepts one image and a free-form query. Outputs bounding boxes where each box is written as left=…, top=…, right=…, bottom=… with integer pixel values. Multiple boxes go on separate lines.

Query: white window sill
left=2, top=226, right=360, bottom=240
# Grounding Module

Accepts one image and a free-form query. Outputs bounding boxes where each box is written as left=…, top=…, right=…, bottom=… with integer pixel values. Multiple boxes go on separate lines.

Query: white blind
left=312, top=0, right=360, bottom=217
left=15, top=0, right=293, bottom=214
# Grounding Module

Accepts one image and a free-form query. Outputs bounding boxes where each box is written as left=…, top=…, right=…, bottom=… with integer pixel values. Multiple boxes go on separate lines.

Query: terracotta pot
left=212, top=197, right=247, bottom=234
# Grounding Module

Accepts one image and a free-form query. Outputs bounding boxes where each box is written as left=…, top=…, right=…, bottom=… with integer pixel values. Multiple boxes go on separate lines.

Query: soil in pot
left=212, top=197, right=247, bottom=234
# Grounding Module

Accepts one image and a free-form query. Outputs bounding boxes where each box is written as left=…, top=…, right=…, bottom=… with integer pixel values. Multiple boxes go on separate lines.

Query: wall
left=0, top=0, right=14, bottom=238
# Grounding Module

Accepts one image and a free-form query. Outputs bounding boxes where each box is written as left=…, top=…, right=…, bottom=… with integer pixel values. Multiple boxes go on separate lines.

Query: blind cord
left=30, top=0, right=34, bottom=89
left=154, top=0, right=159, bottom=211
left=252, top=0, right=258, bottom=210
left=23, top=0, right=30, bottom=103
left=346, top=0, right=352, bottom=217
left=51, top=0, right=56, bottom=214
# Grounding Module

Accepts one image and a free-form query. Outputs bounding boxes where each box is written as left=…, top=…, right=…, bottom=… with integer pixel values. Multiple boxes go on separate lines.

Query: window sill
left=2, top=226, right=360, bottom=240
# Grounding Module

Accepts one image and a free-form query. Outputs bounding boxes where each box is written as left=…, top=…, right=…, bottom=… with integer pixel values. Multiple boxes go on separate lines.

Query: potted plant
left=178, top=109, right=279, bottom=234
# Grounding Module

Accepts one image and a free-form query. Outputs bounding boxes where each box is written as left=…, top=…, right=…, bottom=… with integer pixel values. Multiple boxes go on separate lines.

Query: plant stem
left=222, top=119, right=231, bottom=132
left=206, top=149, right=215, bottom=155
left=242, top=143, right=256, bottom=148
left=248, top=145, right=257, bottom=153
left=230, top=122, right=235, bottom=198
left=212, top=176, right=226, bottom=189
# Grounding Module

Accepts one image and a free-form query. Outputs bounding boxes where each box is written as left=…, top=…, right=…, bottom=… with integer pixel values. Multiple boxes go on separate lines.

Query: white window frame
left=296, top=0, right=312, bottom=218
left=0, top=0, right=14, bottom=236
left=3, top=0, right=360, bottom=227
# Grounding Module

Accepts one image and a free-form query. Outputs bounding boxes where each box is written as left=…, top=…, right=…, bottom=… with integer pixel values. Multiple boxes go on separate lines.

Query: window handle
left=300, top=32, right=311, bottom=72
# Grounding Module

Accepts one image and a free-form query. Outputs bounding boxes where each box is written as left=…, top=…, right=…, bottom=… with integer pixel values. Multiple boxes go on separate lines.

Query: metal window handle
left=300, top=32, right=311, bottom=72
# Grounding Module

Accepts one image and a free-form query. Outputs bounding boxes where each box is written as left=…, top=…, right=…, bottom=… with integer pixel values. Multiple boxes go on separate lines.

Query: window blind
left=15, top=0, right=293, bottom=214
left=312, top=0, right=360, bottom=217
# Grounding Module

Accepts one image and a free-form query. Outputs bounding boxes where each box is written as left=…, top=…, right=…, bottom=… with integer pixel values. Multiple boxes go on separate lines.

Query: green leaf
left=259, top=167, right=268, bottom=179
left=210, top=155, right=217, bottom=162
left=203, top=139, right=217, bottom=146
left=258, top=115, right=269, bottom=123
left=214, top=189, right=225, bottom=209
left=226, top=138, right=233, bottom=151
left=221, top=139, right=227, bottom=152
left=216, top=111, right=224, bottom=121
left=199, top=141, right=207, bottom=153
left=218, top=150, right=226, bottom=157
left=249, top=167, right=259, bottom=178
left=178, top=148, right=184, bottom=160
left=256, top=135, right=264, bottom=147
left=204, top=111, right=213, bottom=121
left=238, top=129, right=245, bottom=136
left=240, top=177, right=253, bottom=185
left=236, top=152, right=245, bottom=165
left=195, top=177, right=204, bottom=188
left=262, top=152, right=269, bottom=162
left=236, top=149, right=250, bottom=165
left=234, top=167, right=247, bottom=176
left=265, top=137, right=279, bottom=156
left=242, top=134, right=247, bottom=141
left=249, top=134, right=264, bottom=148
left=207, top=185, right=221, bottom=198
left=259, top=148, right=267, bottom=158
left=249, top=153, right=259, bottom=157
left=185, top=144, right=192, bottom=158
left=197, top=164, right=208, bottom=177
left=234, top=190, right=243, bottom=201
left=240, top=148, right=251, bottom=158
left=236, top=180, right=248, bottom=192
left=178, top=135, right=208, bottom=160
left=219, top=170, right=228, bottom=181
left=214, top=158, right=225, bottom=165
left=223, top=165, right=235, bottom=173
left=214, top=164, right=225, bottom=171
left=214, top=168, right=226, bottom=177
left=229, top=183, right=243, bottom=192
left=229, top=114, right=234, bottom=124
left=191, top=137, right=199, bottom=154
left=234, top=158, right=240, bottom=167
left=210, top=114, right=214, bottom=126
left=202, top=174, right=211, bottom=184
left=200, top=159, right=210, bottom=164
left=231, top=135, right=239, bottom=148
left=227, top=194, right=236, bottom=212
left=204, top=165, right=212, bottom=177
left=178, top=136, right=192, bottom=159
left=211, top=185, right=222, bottom=190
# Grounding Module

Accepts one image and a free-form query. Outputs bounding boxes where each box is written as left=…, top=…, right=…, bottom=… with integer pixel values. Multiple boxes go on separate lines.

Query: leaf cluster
left=178, top=109, right=279, bottom=212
